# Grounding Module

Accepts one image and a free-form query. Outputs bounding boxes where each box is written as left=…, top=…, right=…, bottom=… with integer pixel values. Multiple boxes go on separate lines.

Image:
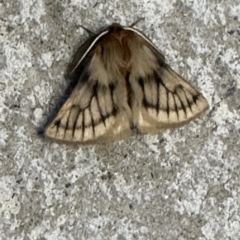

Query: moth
left=44, top=23, right=209, bottom=144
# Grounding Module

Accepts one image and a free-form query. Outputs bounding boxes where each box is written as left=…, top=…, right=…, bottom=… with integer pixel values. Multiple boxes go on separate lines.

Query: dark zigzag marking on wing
left=68, top=110, right=116, bottom=129
left=182, top=89, right=193, bottom=112
left=93, top=81, right=106, bottom=127
left=109, top=83, right=118, bottom=116
left=53, top=82, right=118, bottom=133
left=155, top=74, right=160, bottom=114
left=65, top=106, right=74, bottom=139
left=70, top=105, right=81, bottom=138
left=166, top=91, right=169, bottom=118
left=172, top=94, right=179, bottom=120
left=139, top=71, right=201, bottom=116
left=138, top=77, right=148, bottom=107
left=54, top=119, right=61, bottom=134
left=82, top=110, right=85, bottom=141
left=176, top=88, right=204, bottom=116
left=89, top=105, right=95, bottom=138
left=70, top=83, right=117, bottom=130
left=192, top=94, right=200, bottom=107
left=174, top=86, right=187, bottom=117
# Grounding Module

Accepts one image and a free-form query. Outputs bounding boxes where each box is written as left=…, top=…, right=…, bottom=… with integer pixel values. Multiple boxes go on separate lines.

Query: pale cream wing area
left=129, top=45, right=209, bottom=133
left=45, top=53, right=132, bottom=144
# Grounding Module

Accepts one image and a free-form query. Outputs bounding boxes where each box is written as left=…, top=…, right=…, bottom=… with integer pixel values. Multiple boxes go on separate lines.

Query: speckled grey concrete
left=1, top=0, right=240, bottom=239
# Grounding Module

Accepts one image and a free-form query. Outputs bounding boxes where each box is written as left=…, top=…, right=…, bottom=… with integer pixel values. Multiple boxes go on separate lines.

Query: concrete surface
left=1, top=0, right=240, bottom=239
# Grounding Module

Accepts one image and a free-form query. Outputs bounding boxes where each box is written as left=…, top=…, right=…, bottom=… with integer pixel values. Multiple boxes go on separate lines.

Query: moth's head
left=109, top=23, right=123, bottom=28
left=107, top=19, right=144, bottom=32
left=106, top=23, right=125, bottom=33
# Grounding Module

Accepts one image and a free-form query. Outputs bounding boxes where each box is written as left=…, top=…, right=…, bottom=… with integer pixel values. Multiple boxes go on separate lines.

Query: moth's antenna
left=130, top=18, right=145, bottom=27
left=78, top=25, right=95, bottom=36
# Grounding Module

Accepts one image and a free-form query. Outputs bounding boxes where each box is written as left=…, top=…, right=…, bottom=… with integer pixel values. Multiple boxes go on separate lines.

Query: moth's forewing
left=66, top=30, right=109, bottom=77
left=124, top=26, right=166, bottom=62
left=45, top=25, right=133, bottom=144
left=66, top=35, right=98, bottom=76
